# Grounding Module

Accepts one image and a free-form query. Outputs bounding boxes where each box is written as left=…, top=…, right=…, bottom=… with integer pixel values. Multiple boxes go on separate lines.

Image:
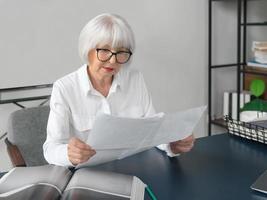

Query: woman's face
left=87, top=44, right=130, bottom=79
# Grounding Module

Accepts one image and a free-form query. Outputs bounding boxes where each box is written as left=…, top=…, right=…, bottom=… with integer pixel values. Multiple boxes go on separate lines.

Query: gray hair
left=78, top=13, right=135, bottom=64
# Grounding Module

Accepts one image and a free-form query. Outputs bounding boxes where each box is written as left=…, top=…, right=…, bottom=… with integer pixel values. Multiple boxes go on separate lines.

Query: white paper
left=77, top=105, right=206, bottom=168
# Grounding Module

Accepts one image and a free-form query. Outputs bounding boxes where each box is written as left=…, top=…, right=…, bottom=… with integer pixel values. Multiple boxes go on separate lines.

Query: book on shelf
left=254, top=51, right=267, bottom=64
left=247, top=60, right=267, bottom=68
left=252, top=41, right=267, bottom=51
left=0, top=165, right=147, bottom=200
left=223, top=91, right=251, bottom=120
left=251, top=41, right=267, bottom=65
left=253, top=47, right=267, bottom=51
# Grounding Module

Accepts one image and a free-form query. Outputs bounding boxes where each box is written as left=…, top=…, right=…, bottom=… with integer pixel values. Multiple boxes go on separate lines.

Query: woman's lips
left=103, top=67, right=115, bottom=72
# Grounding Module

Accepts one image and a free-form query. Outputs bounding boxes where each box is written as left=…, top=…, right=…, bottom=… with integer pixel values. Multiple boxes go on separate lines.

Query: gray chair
left=5, top=106, right=50, bottom=167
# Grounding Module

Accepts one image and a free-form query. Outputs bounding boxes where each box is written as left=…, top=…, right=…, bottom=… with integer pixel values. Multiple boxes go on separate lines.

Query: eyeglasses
left=96, top=48, right=132, bottom=64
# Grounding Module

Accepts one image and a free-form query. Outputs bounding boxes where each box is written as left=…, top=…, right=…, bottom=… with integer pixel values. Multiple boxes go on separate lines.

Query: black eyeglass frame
left=96, top=48, right=133, bottom=64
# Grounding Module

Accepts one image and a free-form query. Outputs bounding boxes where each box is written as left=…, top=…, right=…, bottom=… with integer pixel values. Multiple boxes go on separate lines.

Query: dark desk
left=94, top=133, right=267, bottom=200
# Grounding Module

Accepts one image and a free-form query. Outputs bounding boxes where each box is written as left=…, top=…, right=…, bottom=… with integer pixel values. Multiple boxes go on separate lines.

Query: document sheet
left=77, top=106, right=206, bottom=168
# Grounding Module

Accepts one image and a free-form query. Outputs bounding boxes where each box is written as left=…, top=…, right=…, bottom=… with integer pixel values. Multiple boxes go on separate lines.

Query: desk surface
left=94, top=133, right=267, bottom=200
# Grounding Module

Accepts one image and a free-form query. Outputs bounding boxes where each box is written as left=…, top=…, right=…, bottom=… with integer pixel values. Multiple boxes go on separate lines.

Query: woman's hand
left=169, top=134, right=195, bottom=154
left=67, top=137, right=96, bottom=165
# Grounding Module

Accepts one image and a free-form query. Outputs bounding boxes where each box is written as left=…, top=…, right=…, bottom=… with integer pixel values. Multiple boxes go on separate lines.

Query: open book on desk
left=0, top=165, right=146, bottom=200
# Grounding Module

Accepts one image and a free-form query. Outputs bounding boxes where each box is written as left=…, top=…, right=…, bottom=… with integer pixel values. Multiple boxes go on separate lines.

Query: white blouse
left=43, top=64, right=177, bottom=166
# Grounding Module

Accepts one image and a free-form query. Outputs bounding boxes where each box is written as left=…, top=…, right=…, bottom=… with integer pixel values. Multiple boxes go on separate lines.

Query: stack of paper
left=77, top=106, right=206, bottom=168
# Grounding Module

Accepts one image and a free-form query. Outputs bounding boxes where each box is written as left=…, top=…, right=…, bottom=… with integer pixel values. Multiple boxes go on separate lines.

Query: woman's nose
left=109, top=54, right=116, bottom=64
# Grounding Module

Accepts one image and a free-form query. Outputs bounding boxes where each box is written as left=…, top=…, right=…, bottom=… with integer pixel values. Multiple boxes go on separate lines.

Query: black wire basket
left=224, top=115, right=267, bottom=144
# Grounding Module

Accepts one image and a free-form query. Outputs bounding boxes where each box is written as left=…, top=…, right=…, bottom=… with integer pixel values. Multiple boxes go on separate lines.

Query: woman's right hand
left=67, top=137, right=96, bottom=165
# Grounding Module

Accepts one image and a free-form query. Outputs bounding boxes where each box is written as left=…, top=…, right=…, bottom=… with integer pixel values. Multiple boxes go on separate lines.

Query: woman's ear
left=87, top=49, right=95, bottom=65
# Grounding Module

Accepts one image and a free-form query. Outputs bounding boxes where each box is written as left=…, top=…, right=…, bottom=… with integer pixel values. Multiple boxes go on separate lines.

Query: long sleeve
left=139, top=73, right=179, bottom=157
left=157, top=144, right=180, bottom=157
left=43, top=82, right=73, bottom=166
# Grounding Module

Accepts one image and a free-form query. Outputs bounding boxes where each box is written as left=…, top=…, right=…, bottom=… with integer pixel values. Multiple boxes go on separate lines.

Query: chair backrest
left=7, top=106, right=50, bottom=166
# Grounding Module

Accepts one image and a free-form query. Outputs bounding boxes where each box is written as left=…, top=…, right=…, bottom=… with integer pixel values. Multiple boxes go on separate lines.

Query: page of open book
left=0, top=165, right=72, bottom=199
left=63, top=168, right=145, bottom=200
left=77, top=106, right=206, bottom=168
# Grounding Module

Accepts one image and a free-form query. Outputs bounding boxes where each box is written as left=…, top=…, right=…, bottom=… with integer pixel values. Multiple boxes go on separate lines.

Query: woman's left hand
left=169, top=134, right=195, bottom=154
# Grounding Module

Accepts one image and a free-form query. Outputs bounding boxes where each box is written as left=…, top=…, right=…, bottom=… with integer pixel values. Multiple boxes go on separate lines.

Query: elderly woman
left=43, top=13, right=195, bottom=166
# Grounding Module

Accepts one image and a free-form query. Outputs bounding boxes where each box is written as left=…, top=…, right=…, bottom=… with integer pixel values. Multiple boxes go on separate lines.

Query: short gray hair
left=78, top=13, right=135, bottom=64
